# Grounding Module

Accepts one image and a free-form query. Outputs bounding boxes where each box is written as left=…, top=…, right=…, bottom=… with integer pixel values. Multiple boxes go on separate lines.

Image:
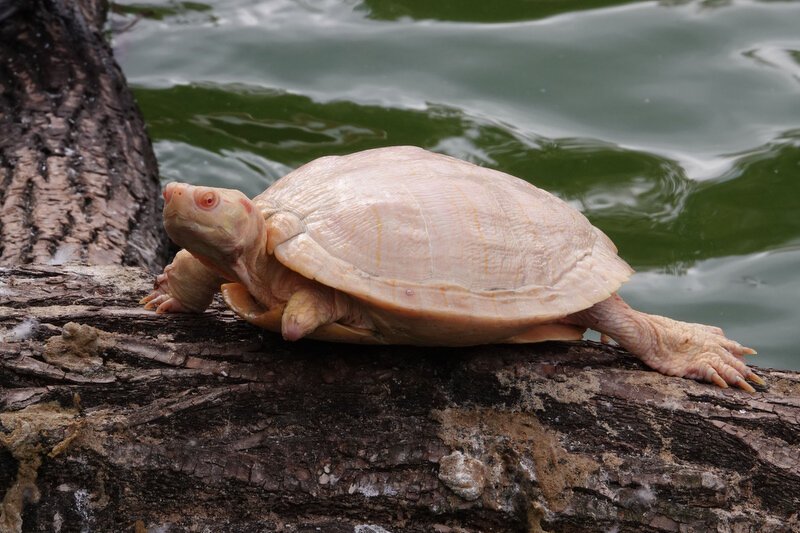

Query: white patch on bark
left=437, top=451, right=487, bottom=501
left=0, top=318, right=39, bottom=342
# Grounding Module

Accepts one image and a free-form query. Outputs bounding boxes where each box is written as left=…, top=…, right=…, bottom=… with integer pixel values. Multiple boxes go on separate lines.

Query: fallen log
left=1, top=265, right=799, bottom=532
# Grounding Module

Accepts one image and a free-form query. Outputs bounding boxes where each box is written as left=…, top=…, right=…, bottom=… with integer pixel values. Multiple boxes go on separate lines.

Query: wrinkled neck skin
left=232, top=224, right=272, bottom=294
left=224, top=215, right=270, bottom=289
left=175, top=208, right=269, bottom=292
left=221, top=216, right=312, bottom=310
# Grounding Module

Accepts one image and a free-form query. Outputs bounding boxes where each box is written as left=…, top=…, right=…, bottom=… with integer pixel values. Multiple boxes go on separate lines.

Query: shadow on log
left=1, top=1, right=800, bottom=533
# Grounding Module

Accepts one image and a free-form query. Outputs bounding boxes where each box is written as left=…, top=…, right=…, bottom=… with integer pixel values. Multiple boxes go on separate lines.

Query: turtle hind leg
left=566, top=293, right=763, bottom=392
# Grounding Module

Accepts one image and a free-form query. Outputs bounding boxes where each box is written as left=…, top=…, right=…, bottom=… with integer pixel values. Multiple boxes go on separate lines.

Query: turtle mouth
left=165, top=213, right=239, bottom=255
left=164, top=214, right=205, bottom=246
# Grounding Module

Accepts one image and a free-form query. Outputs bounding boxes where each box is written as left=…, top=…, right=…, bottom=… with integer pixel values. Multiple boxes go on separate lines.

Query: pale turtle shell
left=254, top=146, right=633, bottom=325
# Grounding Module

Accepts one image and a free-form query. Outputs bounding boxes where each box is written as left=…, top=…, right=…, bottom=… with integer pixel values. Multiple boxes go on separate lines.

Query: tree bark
left=1, top=265, right=799, bottom=533
left=2, top=1, right=800, bottom=533
left=0, top=0, right=167, bottom=272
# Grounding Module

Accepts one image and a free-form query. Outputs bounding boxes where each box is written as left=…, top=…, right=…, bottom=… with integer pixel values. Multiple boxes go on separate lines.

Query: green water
left=113, top=0, right=800, bottom=370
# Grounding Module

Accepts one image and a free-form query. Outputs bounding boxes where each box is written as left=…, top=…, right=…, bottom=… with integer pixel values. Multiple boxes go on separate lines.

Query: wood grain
left=2, top=265, right=798, bottom=532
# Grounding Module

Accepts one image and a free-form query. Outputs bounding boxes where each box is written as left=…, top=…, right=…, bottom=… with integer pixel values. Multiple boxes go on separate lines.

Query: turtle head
left=162, top=182, right=264, bottom=283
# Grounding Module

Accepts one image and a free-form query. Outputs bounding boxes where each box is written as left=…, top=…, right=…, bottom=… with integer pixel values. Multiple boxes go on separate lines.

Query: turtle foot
left=141, top=250, right=219, bottom=314
left=568, top=294, right=763, bottom=392
left=638, top=314, right=763, bottom=392
left=140, top=272, right=176, bottom=311
left=141, top=292, right=194, bottom=314
left=281, top=287, right=334, bottom=341
left=141, top=273, right=192, bottom=314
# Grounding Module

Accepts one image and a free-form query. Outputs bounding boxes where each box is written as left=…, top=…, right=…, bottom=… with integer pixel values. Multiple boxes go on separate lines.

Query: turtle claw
left=714, top=336, right=756, bottom=359
left=142, top=293, right=168, bottom=311
left=697, top=360, right=759, bottom=393
left=141, top=259, right=195, bottom=314
left=142, top=287, right=196, bottom=314
left=738, top=378, right=757, bottom=394
left=734, top=377, right=755, bottom=394
left=675, top=343, right=766, bottom=393
left=140, top=291, right=163, bottom=308
left=155, top=296, right=192, bottom=314
left=579, top=297, right=764, bottom=393
left=708, top=372, right=729, bottom=390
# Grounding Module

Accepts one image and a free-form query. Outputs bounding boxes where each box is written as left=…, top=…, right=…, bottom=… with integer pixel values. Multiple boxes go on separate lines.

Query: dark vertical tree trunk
left=0, top=0, right=166, bottom=272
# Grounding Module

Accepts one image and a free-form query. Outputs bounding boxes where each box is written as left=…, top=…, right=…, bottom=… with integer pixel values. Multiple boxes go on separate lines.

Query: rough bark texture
left=1, top=265, right=799, bottom=533
left=0, top=0, right=167, bottom=272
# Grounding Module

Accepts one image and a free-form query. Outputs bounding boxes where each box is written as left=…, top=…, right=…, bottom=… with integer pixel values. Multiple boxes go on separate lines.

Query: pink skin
left=143, top=182, right=763, bottom=392
left=565, top=295, right=762, bottom=393
left=141, top=182, right=364, bottom=341
left=140, top=249, right=222, bottom=314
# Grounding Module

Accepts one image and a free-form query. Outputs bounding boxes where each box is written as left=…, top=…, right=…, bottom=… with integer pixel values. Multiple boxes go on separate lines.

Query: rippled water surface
left=113, top=0, right=800, bottom=370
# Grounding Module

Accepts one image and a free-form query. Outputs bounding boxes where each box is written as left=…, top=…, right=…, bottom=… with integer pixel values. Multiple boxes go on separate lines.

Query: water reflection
left=115, top=0, right=800, bottom=175
left=357, top=0, right=645, bottom=23
left=111, top=1, right=215, bottom=23
left=134, top=84, right=800, bottom=271
left=621, top=246, right=800, bottom=367
left=153, top=140, right=288, bottom=196
left=742, top=45, right=800, bottom=84
left=358, top=0, right=800, bottom=22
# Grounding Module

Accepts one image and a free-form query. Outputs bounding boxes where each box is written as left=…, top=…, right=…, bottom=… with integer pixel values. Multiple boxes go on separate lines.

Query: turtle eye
left=195, top=190, right=218, bottom=210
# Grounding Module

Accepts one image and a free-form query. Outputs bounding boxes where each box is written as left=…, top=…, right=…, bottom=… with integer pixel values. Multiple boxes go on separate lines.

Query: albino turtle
left=142, top=146, right=762, bottom=391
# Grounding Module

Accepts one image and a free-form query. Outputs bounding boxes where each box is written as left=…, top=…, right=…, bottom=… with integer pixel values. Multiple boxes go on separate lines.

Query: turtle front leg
left=566, top=294, right=764, bottom=392
left=141, top=249, right=224, bottom=314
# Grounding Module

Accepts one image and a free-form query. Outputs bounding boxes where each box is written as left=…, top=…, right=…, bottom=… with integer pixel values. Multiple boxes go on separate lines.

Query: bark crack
left=20, top=179, right=38, bottom=264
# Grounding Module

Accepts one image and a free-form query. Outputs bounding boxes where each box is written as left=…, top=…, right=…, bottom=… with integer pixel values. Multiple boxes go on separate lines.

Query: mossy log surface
left=2, top=1, right=800, bottom=533
left=1, top=265, right=799, bottom=533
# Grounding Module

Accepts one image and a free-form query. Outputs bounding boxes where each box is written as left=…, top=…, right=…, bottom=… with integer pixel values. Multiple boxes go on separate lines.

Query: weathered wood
left=0, top=0, right=167, bottom=272
left=1, top=265, right=799, bottom=532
